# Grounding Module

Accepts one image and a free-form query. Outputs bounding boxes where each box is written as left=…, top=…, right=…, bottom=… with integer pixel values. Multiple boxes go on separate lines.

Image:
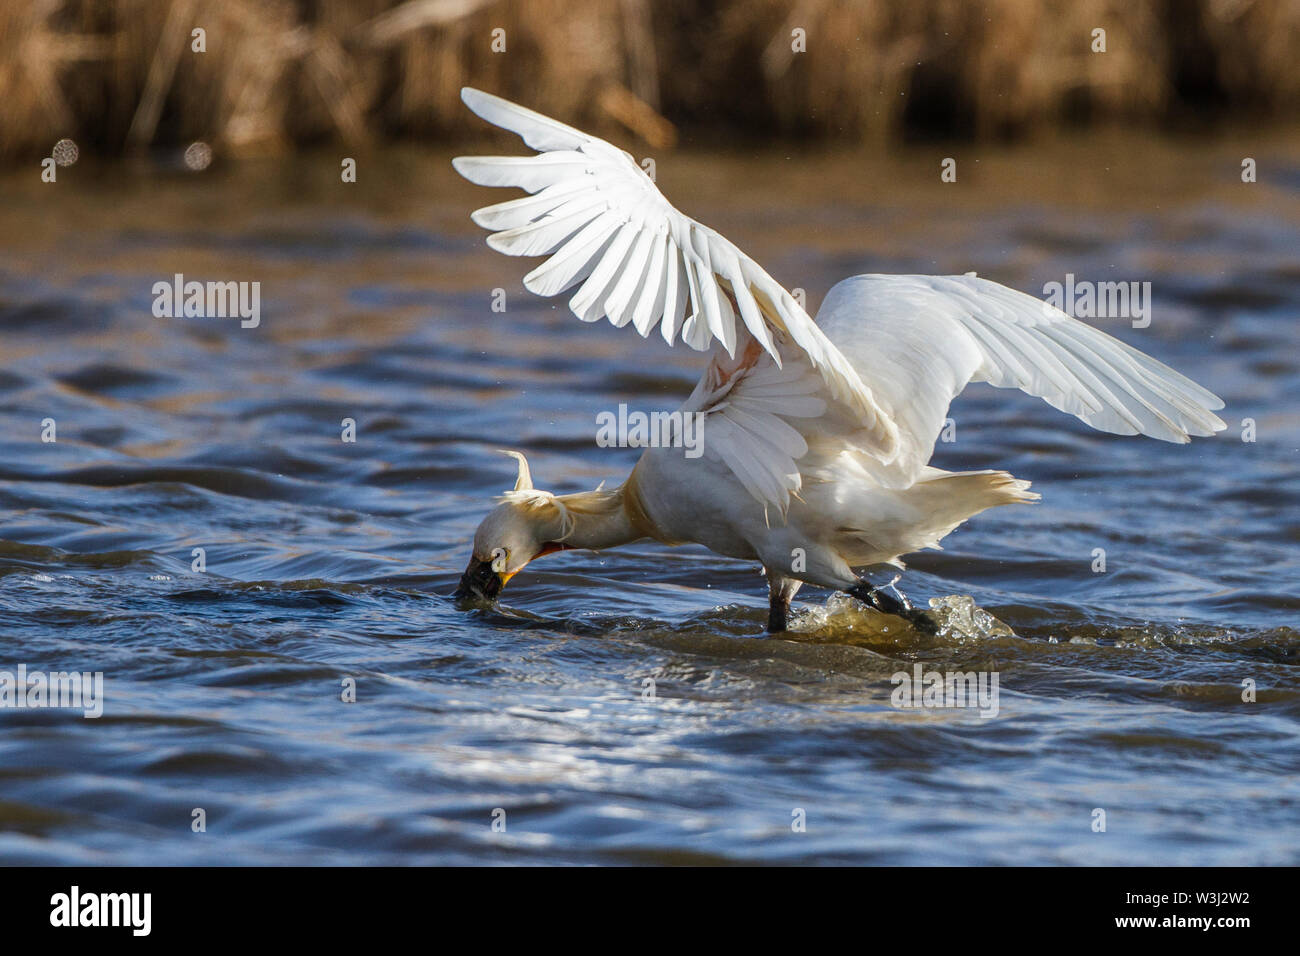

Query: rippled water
left=2, top=132, right=1298, bottom=865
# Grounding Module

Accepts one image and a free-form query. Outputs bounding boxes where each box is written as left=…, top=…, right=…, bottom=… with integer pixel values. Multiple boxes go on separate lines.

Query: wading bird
left=450, top=88, right=1225, bottom=633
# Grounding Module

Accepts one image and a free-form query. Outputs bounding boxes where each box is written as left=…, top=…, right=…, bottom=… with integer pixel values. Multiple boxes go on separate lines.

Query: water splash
left=926, top=595, right=1017, bottom=641
left=798, top=592, right=1015, bottom=642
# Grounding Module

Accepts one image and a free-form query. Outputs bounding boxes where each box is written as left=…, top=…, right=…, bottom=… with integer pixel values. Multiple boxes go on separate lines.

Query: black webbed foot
left=846, top=579, right=938, bottom=635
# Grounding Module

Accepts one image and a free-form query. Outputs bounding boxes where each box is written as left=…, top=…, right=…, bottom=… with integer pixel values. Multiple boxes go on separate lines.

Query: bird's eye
left=490, top=548, right=508, bottom=573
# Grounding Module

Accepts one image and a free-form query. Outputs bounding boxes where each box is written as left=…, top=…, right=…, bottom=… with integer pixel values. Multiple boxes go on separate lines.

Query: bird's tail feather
left=905, top=469, right=1038, bottom=550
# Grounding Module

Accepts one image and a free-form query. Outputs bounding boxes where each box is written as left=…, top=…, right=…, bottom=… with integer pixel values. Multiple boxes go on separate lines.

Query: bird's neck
left=554, top=471, right=656, bottom=552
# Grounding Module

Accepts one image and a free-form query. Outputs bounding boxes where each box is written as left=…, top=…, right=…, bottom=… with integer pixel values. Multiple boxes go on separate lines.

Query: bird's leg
left=768, top=590, right=790, bottom=633
left=764, top=569, right=803, bottom=635
left=846, top=576, right=938, bottom=635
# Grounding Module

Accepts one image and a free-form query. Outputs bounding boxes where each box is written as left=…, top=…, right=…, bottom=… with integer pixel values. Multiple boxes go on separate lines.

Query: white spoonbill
left=450, top=88, right=1226, bottom=633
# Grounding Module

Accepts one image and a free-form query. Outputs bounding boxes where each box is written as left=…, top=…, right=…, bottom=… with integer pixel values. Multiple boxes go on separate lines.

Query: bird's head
left=453, top=451, right=573, bottom=602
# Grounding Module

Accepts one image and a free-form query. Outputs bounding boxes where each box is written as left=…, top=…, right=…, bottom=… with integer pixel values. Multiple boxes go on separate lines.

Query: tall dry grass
left=1, top=0, right=1297, bottom=163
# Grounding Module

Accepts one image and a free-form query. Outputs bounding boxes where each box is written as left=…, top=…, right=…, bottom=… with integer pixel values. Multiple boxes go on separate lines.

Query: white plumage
left=451, top=88, right=1226, bottom=632
left=452, top=88, right=895, bottom=443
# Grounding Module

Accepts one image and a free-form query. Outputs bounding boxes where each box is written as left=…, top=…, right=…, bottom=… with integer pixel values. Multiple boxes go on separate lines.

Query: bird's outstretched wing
left=690, top=272, right=1227, bottom=511
left=812, top=273, right=1227, bottom=486
left=451, top=87, right=898, bottom=457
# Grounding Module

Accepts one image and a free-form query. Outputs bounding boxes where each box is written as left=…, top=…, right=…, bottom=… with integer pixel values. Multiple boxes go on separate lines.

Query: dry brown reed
left=1, top=0, right=1296, bottom=164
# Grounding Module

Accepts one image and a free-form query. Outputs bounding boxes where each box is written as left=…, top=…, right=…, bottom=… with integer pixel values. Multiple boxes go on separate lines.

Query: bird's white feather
left=814, top=273, right=1227, bottom=487
left=452, top=87, right=897, bottom=455
left=677, top=272, right=1224, bottom=513
left=678, top=329, right=828, bottom=514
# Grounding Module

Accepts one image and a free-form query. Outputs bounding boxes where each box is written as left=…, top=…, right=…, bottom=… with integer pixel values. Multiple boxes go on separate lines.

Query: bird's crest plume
left=495, top=449, right=575, bottom=541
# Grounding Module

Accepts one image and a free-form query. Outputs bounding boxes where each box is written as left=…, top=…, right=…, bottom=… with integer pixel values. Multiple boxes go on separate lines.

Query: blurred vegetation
left=2, top=0, right=1298, bottom=163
